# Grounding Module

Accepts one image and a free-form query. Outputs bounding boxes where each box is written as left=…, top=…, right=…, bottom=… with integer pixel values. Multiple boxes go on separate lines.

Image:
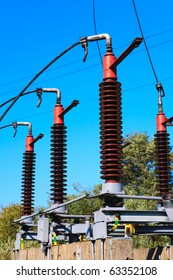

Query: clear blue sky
left=0, top=0, right=173, bottom=208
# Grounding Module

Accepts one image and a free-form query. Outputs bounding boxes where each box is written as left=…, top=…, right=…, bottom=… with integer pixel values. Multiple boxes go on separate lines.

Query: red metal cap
left=103, top=52, right=117, bottom=80
left=25, top=135, right=34, bottom=152
left=156, top=112, right=167, bottom=132
left=54, top=104, right=64, bottom=125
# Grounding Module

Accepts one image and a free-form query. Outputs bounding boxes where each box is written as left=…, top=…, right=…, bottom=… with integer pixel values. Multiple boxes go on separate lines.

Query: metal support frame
left=13, top=195, right=173, bottom=254
left=92, top=197, right=173, bottom=240
left=13, top=195, right=93, bottom=254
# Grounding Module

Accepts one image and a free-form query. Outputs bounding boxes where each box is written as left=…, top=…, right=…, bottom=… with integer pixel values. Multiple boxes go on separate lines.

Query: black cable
left=146, top=27, right=173, bottom=39
left=0, top=27, right=173, bottom=91
left=2, top=73, right=173, bottom=126
left=0, top=63, right=101, bottom=108
left=92, top=0, right=102, bottom=64
left=0, top=40, right=80, bottom=122
left=132, top=0, right=159, bottom=83
left=1, top=36, right=173, bottom=105
left=1, top=34, right=173, bottom=97
left=0, top=89, right=37, bottom=108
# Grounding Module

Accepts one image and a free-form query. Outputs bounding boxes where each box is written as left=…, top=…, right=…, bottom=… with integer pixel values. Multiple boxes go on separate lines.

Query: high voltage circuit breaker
left=0, top=33, right=173, bottom=258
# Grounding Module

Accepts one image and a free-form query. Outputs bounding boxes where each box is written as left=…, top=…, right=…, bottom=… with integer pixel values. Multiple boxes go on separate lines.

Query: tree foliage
left=66, top=183, right=102, bottom=216
left=0, top=203, right=22, bottom=242
left=0, top=203, right=22, bottom=259
left=122, top=132, right=159, bottom=210
left=67, top=132, right=160, bottom=212
left=122, top=132, right=172, bottom=247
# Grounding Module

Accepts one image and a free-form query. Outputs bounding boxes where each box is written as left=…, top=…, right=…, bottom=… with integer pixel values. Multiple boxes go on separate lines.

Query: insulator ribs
left=21, top=151, right=36, bottom=216
left=50, top=124, right=67, bottom=204
left=99, top=79, right=123, bottom=182
left=154, top=131, right=172, bottom=197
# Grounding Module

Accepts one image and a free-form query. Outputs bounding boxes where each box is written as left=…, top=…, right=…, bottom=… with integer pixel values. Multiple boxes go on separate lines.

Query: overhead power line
left=2, top=73, right=173, bottom=128
left=92, top=0, right=102, bottom=64
left=0, top=40, right=81, bottom=122
left=1, top=37, right=173, bottom=98
left=132, top=0, right=159, bottom=84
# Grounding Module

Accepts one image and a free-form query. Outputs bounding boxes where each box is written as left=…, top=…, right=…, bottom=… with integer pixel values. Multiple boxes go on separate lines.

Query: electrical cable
left=92, top=0, right=102, bottom=64
left=132, top=0, right=159, bottom=83
left=2, top=72, right=173, bottom=127
left=0, top=63, right=101, bottom=108
left=0, top=89, right=36, bottom=108
left=132, top=1, right=173, bottom=197
left=0, top=83, right=160, bottom=127
left=146, top=27, right=173, bottom=39
left=1, top=26, right=173, bottom=90
left=0, top=40, right=80, bottom=122
left=1, top=36, right=173, bottom=99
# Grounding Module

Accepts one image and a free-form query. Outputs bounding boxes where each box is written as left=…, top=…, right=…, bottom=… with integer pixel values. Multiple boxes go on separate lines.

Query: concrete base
left=12, top=238, right=133, bottom=260
left=11, top=239, right=173, bottom=260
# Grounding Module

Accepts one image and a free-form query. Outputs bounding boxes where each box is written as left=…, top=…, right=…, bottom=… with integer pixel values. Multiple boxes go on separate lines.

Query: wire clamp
left=36, top=88, right=43, bottom=107
left=80, top=36, right=88, bottom=62
left=156, top=83, right=165, bottom=97
left=12, top=122, right=17, bottom=137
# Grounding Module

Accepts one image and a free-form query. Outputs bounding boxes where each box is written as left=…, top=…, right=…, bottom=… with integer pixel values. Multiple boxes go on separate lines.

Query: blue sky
left=0, top=0, right=173, bottom=208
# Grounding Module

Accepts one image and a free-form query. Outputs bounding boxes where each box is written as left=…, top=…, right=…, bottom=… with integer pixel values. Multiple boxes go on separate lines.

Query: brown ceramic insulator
left=154, top=131, right=172, bottom=197
left=21, top=151, right=36, bottom=216
left=50, top=124, right=67, bottom=204
left=99, top=79, right=123, bottom=182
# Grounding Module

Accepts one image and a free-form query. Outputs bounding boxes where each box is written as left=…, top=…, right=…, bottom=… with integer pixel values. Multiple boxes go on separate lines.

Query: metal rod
left=13, top=194, right=88, bottom=223
left=112, top=37, right=143, bottom=68
left=44, top=194, right=88, bottom=214
left=89, top=193, right=163, bottom=201
left=0, top=123, right=13, bottom=129
left=116, top=194, right=163, bottom=200
left=30, top=133, right=44, bottom=146
left=58, top=100, right=79, bottom=117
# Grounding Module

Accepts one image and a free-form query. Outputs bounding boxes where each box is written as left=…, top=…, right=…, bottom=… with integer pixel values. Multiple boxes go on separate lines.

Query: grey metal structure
left=92, top=193, right=173, bottom=241
left=13, top=194, right=93, bottom=255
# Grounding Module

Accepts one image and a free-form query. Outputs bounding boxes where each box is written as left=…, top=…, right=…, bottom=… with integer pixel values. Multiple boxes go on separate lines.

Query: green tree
left=0, top=203, right=40, bottom=259
left=122, top=132, right=159, bottom=210
left=66, top=183, right=102, bottom=216
left=66, top=133, right=161, bottom=213
left=0, top=203, right=22, bottom=241
left=122, top=132, right=172, bottom=247
left=67, top=132, right=172, bottom=215
left=0, top=203, right=22, bottom=259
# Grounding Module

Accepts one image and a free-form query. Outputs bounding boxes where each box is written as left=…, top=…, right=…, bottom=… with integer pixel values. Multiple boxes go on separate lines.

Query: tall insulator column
left=100, top=51, right=123, bottom=205
left=99, top=80, right=123, bottom=182
left=154, top=111, right=172, bottom=198
left=50, top=100, right=67, bottom=204
left=21, top=135, right=36, bottom=216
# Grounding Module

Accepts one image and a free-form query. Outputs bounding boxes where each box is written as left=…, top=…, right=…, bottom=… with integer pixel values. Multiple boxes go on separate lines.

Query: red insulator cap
left=156, top=112, right=167, bottom=132
left=25, top=135, right=34, bottom=152
left=54, top=104, right=64, bottom=125
left=103, top=52, right=117, bottom=80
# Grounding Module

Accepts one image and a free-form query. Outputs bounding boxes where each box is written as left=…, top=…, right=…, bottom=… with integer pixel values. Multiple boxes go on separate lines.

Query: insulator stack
left=50, top=124, right=67, bottom=204
left=21, top=150, right=36, bottom=216
left=49, top=98, right=68, bottom=205
left=99, top=79, right=123, bottom=183
left=98, top=37, right=143, bottom=202
left=154, top=131, right=172, bottom=197
left=154, top=111, right=173, bottom=198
